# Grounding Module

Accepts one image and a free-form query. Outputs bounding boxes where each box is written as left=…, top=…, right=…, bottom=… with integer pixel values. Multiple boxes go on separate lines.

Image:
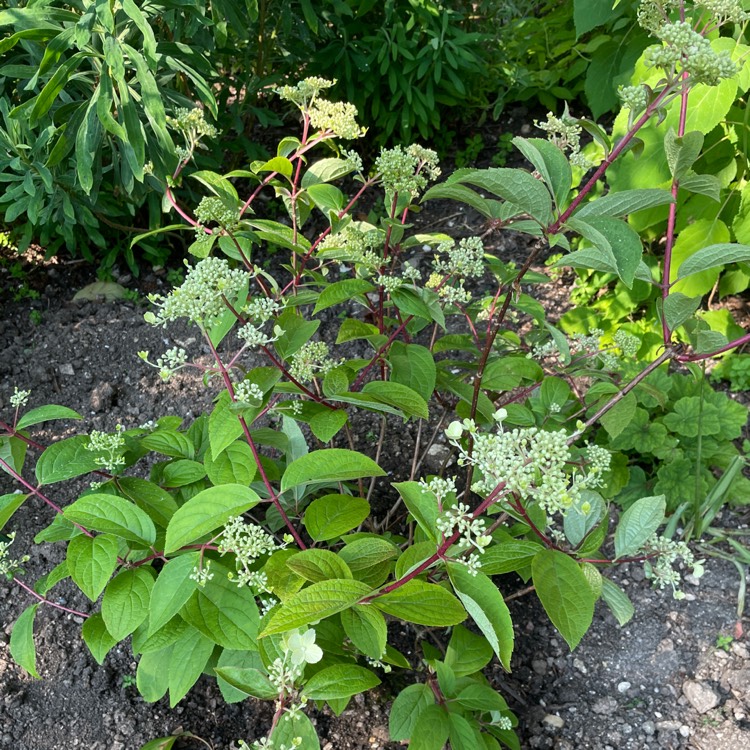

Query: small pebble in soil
left=618, top=681, right=632, bottom=693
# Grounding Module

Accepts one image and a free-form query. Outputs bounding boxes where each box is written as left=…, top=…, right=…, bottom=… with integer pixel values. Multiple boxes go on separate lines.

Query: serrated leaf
left=389, top=343, right=437, bottom=402
left=67, top=533, right=119, bottom=601
left=148, top=552, right=200, bottom=635
left=389, top=683, right=435, bottom=741
left=204, top=442, right=257, bottom=487
left=393, top=481, right=439, bottom=542
left=340, top=605, right=387, bottom=659
left=303, top=664, right=380, bottom=699
left=410, top=704, right=450, bottom=750
left=10, top=603, right=40, bottom=678
left=35, top=435, right=102, bottom=485
left=479, top=540, right=543, bottom=575
left=303, top=494, right=370, bottom=541
left=63, top=494, right=156, bottom=545
left=162, top=459, right=206, bottom=487
left=313, top=279, right=375, bottom=314
left=614, top=494, right=666, bottom=559
left=271, top=711, right=320, bottom=750
left=512, top=137, right=571, bottom=210
left=82, top=612, right=117, bottom=664
left=214, top=666, right=277, bottom=700
left=448, top=564, right=514, bottom=671
left=445, top=623, right=494, bottom=677
left=164, top=484, right=260, bottom=553
left=574, top=189, right=674, bottom=219
left=676, top=243, right=750, bottom=280
left=663, top=292, right=702, bottom=331
left=309, top=409, right=348, bottom=443
left=261, top=579, right=372, bottom=636
left=361, top=381, right=429, bottom=420
left=16, top=405, right=82, bottom=430
left=532, top=549, right=595, bottom=650
left=281, top=449, right=385, bottom=492
left=600, top=578, right=635, bottom=626
left=287, top=549, right=353, bottom=582
left=168, top=626, right=214, bottom=707
left=102, top=567, right=154, bottom=640
left=373, top=579, right=466, bottom=626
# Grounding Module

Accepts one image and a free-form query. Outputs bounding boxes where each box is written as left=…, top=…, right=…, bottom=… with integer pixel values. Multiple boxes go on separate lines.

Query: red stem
left=13, top=576, right=90, bottom=619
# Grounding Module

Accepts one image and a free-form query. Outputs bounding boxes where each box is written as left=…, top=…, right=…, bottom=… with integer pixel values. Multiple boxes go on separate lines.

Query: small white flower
left=445, top=421, right=464, bottom=441
left=285, top=629, right=323, bottom=666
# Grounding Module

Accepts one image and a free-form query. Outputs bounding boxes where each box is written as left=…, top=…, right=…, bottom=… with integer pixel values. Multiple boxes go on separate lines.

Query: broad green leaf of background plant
left=512, top=137, right=571, bottom=211
left=167, top=626, right=215, bottom=707
left=303, top=664, right=381, bottom=700
left=164, top=484, right=260, bottom=553
left=286, top=549, right=353, bottom=583
left=669, top=219, right=730, bottom=296
left=448, top=564, right=514, bottom=671
left=614, top=494, right=666, bottom=559
left=281, top=449, right=385, bottom=491
left=340, top=604, right=388, bottom=660
left=531, top=549, right=595, bottom=650
left=10, top=603, right=40, bottom=678
left=361, top=381, right=429, bottom=420
left=261, top=579, right=372, bottom=636
left=302, top=494, right=370, bottom=541
left=148, top=552, right=200, bottom=635
left=64, top=494, right=156, bottom=545
left=409, top=704, right=450, bottom=750
left=102, top=567, right=154, bottom=640
left=573, top=0, right=618, bottom=36
left=373, top=579, right=466, bottom=627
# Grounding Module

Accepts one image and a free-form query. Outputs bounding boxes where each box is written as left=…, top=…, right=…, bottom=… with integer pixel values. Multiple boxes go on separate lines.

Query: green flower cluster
left=375, top=144, right=441, bottom=196
left=86, top=425, right=126, bottom=473
left=647, top=20, right=738, bottom=85
left=536, top=109, right=591, bottom=168
left=145, top=257, right=248, bottom=328
left=219, top=515, right=280, bottom=589
left=194, top=196, right=240, bottom=230
left=289, top=341, right=339, bottom=383
left=309, top=99, right=365, bottom=140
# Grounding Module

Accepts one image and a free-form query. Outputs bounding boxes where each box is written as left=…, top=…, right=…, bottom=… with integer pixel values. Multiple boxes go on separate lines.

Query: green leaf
left=139, top=737, right=179, bottom=750
left=34, top=561, right=70, bottom=597
left=338, top=539, right=399, bottom=586
left=679, top=173, right=721, bottom=201
left=532, top=549, right=595, bottom=650
left=0, top=436, right=27, bottom=477
left=389, top=683, right=435, bottom=741
left=281, top=449, right=385, bottom=492
left=0, top=492, right=29, bottom=531
left=574, top=0, right=617, bottom=36
left=389, top=343, right=437, bottom=402
left=303, top=494, right=370, bottom=541
left=448, top=564, right=514, bottom=671
left=63, top=494, right=156, bottom=545
left=82, top=612, right=117, bottom=664
left=394, top=481, right=439, bottom=542
left=303, top=664, right=381, bottom=700
left=422, top=182, right=495, bottom=218
left=204, top=442, right=257, bottom=487
left=287, top=549, right=353, bottom=582
left=663, top=293, right=702, bottom=331
left=573, top=189, right=674, bottom=219
left=373, top=579, right=466, bottom=627
left=35, top=435, right=102, bottom=485
left=313, top=279, right=375, bottom=314
left=117, top=477, right=178, bottom=529
left=340, top=604, right=387, bottom=659
left=164, top=484, right=260, bottom=553
left=410, top=704, right=450, bottom=750
left=274, top=308, right=320, bottom=360
left=456, top=167, right=553, bottom=224
left=66, top=533, right=119, bottom=601
left=162, top=459, right=206, bottom=487
left=564, top=491, right=606, bottom=548
left=361, top=381, right=429, bottom=420
left=614, top=494, right=666, bottom=559
left=271, top=711, right=320, bottom=750
left=301, top=157, right=355, bottom=187
left=168, top=626, right=214, bottom=707
left=254, top=156, right=294, bottom=179
left=309, top=409, right=349, bottom=443
left=512, top=137, right=571, bottom=211
left=456, top=683, right=509, bottom=712
left=214, top=666, right=277, bottom=700
left=208, top=391, right=244, bottom=458
left=599, top=392, right=637, bottom=439
left=676, top=243, right=750, bottom=280
left=670, top=219, right=730, bottom=296
left=102, top=567, right=154, bottom=640
left=600, top=578, right=635, bottom=626
left=448, top=712, right=482, bottom=750
left=10, top=603, right=40, bottom=678
left=664, top=129, right=703, bottom=182
left=479, top=540, right=544, bottom=575
left=148, top=552, right=200, bottom=635
left=261, top=579, right=372, bottom=636
left=140, top=429, right=195, bottom=459
left=445, top=623, right=494, bottom=677
left=137, top=645, right=172, bottom=702
left=180, top=562, right=260, bottom=649
left=16, top=405, right=82, bottom=430
left=28, top=52, right=87, bottom=124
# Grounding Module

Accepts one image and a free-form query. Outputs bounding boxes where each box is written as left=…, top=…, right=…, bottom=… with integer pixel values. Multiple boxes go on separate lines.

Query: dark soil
left=1, top=240, right=749, bottom=750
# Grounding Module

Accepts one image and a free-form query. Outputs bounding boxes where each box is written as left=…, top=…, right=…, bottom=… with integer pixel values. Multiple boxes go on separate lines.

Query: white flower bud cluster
left=435, top=502, right=492, bottom=577
left=436, top=282, right=472, bottom=307
left=647, top=20, right=738, bottom=85
left=189, top=559, right=214, bottom=587
left=365, top=656, right=392, bottom=673
left=167, top=107, right=217, bottom=141
left=446, top=419, right=609, bottom=516
left=219, top=516, right=282, bottom=589
left=0, top=531, right=30, bottom=578
left=401, top=263, right=422, bottom=283
left=139, top=347, right=189, bottom=382
left=309, top=99, right=365, bottom=140
left=376, top=274, right=404, bottom=294
left=642, top=534, right=704, bottom=600
left=637, top=0, right=680, bottom=34
left=492, top=715, right=513, bottom=731
left=433, top=236, right=485, bottom=279
left=570, top=328, right=603, bottom=355
left=699, top=0, right=749, bottom=24
left=194, top=196, right=239, bottom=230
left=234, top=380, right=264, bottom=405
left=9, top=386, right=30, bottom=408
left=145, top=257, right=248, bottom=329
left=244, top=298, right=284, bottom=323
left=275, top=77, right=336, bottom=107
left=375, top=144, right=440, bottom=196
left=340, top=148, right=363, bottom=174
left=237, top=323, right=284, bottom=349
left=86, top=425, right=126, bottom=473
left=288, top=341, right=340, bottom=383
left=418, top=476, right=457, bottom=506
left=536, top=110, right=592, bottom=169
left=318, top=225, right=382, bottom=275
left=614, top=329, right=641, bottom=357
